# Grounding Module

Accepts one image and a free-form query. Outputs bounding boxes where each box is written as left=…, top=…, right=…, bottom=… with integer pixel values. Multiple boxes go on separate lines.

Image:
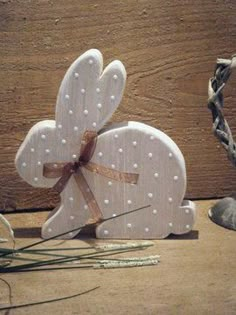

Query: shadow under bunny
left=14, top=226, right=199, bottom=240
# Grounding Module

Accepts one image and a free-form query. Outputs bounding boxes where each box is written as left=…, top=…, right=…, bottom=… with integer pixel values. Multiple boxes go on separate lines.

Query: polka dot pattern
left=15, top=50, right=194, bottom=241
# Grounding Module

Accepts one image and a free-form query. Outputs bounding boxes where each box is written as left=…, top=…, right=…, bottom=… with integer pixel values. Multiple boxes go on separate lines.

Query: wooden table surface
left=0, top=199, right=235, bottom=315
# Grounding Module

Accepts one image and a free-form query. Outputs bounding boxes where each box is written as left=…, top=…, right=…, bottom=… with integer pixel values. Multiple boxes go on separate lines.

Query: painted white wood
left=15, top=49, right=196, bottom=239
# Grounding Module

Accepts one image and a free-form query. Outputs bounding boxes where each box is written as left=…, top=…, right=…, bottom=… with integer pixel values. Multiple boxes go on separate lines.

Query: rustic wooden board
left=0, top=200, right=235, bottom=314
left=0, top=0, right=236, bottom=210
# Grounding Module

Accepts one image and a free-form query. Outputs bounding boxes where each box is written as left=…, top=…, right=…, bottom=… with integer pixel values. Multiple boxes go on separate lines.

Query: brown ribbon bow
left=43, top=131, right=139, bottom=223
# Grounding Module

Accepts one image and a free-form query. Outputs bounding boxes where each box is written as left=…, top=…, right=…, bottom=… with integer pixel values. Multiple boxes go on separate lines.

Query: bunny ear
left=55, top=49, right=103, bottom=122
left=55, top=49, right=126, bottom=136
left=98, top=60, right=126, bottom=127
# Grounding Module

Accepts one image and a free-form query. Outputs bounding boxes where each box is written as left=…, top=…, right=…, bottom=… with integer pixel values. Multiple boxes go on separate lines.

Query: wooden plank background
left=0, top=0, right=236, bottom=211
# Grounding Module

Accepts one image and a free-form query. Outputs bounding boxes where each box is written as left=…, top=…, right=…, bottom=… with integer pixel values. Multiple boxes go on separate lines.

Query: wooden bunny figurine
left=15, top=49, right=196, bottom=239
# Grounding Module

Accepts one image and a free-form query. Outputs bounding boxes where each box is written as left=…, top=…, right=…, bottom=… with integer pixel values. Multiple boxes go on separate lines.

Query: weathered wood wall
left=0, top=0, right=236, bottom=211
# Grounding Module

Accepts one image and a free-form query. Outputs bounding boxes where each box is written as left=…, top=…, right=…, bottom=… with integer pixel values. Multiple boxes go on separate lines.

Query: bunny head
left=15, top=49, right=126, bottom=188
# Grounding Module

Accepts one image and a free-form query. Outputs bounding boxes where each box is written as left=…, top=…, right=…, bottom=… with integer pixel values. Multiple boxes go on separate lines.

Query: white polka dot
left=112, top=214, right=117, bottom=217
left=169, top=152, right=173, bottom=158
left=104, top=230, right=109, bottom=235
left=98, top=152, right=103, bottom=157
left=153, top=209, right=157, bottom=214
left=22, top=162, right=27, bottom=167
left=97, top=103, right=102, bottom=109
left=186, top=224, right=190, bottom=229
left=69, top=110, right=73, bottom=115
left=108, top=181, right=112, bottom=186
left=111, top=164, right=115, bottom=169
left=37, top=161, right=41, bottom=166
left=65, top=94, right=70, bottom=100
left=45, top=149, right=50, bottom=154
left=148, top=193, right=153, bottom=198
left=185, top=209, right=190, bottom=214
left=148, top=153, right=153, bottom=158
left=168, top=197, right=173, bottom=203
left=48, top=228, right=52, bottom=233
left=110, top=95, right=115, bottom=100
left=88, top=59, right=93, bottom=65
left=57, top=124, right=62, bottom=129
left=174, top=176, right=178, bottom=181
left=127, top=223, right=132, bottom=228
left=113, top=74, right=118, bottom=80
left=69, top=197, right=74, bottom=202
left=53, top=164, right=58, bottom=168
left=72, top=154, right=77, bottom=159
left=133, top=163, right=138, bottom=169
left=118, top=148, right=123, bottom=153
left=34, top=177, right=38, bottom=182
left=127, top=200, right=132, bottom=205
left=83, top=109, right=88, bottom=115
left=74, top=72, right=79, bottom=78
left=169, top=222, right=173, bottom=227
left=41, top=134, right=46, bottom=140
left=145, top=227, right=149, bottom=232
left=74, top=126, right=78, bottom=131
left=150, top=135, right=154, bottom=140
left=132, top=141, right=137, bottom=146
left=104, top=199, right=109, bottom=205
left=61, top=139, right=66, bottom=144
left=96, top=88, right=100, bottom=93
left=70, top=215, right=75, bottom=220
left=30, top=148, right=35, bottom=153
left=114, top=134, right=119, bottom=139
left=69, top=232, right=73, bottom=237
left=154, top=173, right=159, bottom=178
left=81, top=88, right=85, bottom=94
left=92, top=122, right=97, bottom=128
left=84, top=205, right=88, bottom=210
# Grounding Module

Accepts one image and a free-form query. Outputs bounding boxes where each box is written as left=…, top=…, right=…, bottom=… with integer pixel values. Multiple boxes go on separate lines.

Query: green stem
left=0, top=255, right=40, bottom=263
left=0, top=286, right=99, bottom=310
left=0, top=205, right=150, bottom=258
left=0, top=246, right=143, bottom=273
left=0, top=264, right=95, bottom=273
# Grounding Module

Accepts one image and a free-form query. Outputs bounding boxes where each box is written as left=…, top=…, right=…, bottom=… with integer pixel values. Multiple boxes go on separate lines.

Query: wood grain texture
left=0, top=0, right=236, bottom=210
left=1, top=200, right=235, bottom=315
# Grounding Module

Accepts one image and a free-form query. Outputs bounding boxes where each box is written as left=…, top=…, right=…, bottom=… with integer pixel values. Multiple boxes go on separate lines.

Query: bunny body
left=15, top=49, right=195, bottom=239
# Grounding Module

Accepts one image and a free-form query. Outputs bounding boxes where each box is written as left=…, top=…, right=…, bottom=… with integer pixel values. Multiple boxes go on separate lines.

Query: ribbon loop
left=79, top=131, right=97, bottom=164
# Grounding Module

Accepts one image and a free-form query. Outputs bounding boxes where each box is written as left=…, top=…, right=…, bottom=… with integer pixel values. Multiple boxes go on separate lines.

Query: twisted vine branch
left=208, top=54, right=236, bottom=166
